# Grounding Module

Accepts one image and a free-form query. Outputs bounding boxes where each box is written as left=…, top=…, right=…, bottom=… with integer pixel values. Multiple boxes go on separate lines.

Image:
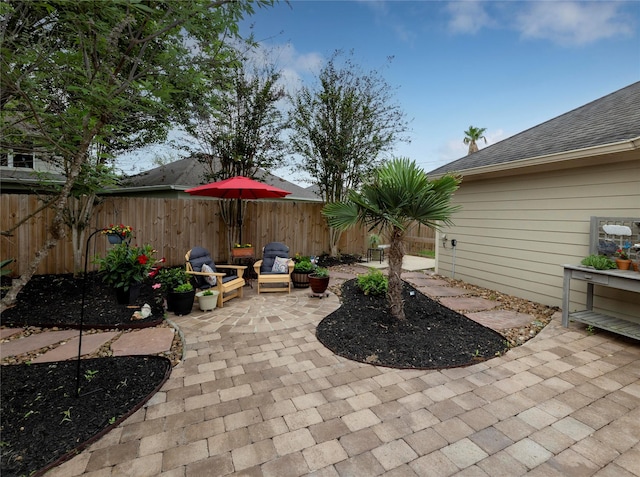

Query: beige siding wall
left=436, top=159, right=640, bottom=322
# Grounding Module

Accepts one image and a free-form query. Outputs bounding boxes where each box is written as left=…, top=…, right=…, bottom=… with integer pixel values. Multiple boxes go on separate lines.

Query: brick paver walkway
left=44, top=285, right=640, bottom=476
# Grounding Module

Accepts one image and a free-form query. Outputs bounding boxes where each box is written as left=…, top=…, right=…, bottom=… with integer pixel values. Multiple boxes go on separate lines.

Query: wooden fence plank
left=1, top=194, right=434, bottom=276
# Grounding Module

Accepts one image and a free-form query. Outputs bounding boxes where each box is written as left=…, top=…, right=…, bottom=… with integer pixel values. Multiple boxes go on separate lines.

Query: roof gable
left=122, top=157, right=320, bottom=201
left=430, top=82, right=640, bottom=176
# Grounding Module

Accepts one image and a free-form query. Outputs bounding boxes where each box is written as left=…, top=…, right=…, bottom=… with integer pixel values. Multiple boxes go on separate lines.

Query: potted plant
left=169, top=282, right=196, bottom=315
left=94, top=243, right=156, bottom=304
left=155, top=267, right=195, bottom=314
left=292, top=255, right=315, bottom=288
left=102, top=224, right=134, bottom=244
left=309, top=267, right=330, bottom=295
left=231, top=243, right=254, bottom=258
left=614, top=247, right=632, bottom=270
left=196, top=289, right=219, bottom=311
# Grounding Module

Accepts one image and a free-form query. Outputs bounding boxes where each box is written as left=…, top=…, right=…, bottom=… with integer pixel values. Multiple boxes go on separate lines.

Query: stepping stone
left=466, top=310, right=536, bottom=330
left=31, top=331, right=120, bottom=363
left=419, top=286, right=469, bottom=297
left=406, top=277, right=449, bottom=287
left=0, top=330, right=78, bottom=359
left=1, top=328, right=24, bottom=339
left=440, top=296, right=499, bottom=312
left=111, top=328, right=174, bottom=356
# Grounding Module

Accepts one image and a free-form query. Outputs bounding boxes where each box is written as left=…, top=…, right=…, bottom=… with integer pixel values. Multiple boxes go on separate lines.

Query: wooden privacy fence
left=1, top=194, right=434, bottom=276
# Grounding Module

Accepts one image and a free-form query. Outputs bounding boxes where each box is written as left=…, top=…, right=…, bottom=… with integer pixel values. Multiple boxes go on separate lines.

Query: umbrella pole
left=237, top=197, right=242, bottom=245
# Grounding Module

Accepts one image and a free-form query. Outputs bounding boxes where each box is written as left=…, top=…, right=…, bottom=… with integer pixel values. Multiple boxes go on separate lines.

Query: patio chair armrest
left=216, top=264, right=246, bottom=279
left=254, top=260, right=263, bottom=275
left=186, top=270, right=225, bottom=278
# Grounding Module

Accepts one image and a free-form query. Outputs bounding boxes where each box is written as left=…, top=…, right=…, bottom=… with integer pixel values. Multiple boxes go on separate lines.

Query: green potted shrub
left=155, top=267, right=195, bottom=314
left=93, top=243, right=156, bottom=304
left=309, top=267, right=330, bottom=295
left=196, top=289, right=219, bottom=311
left=292, top=256, right=315, bottom=288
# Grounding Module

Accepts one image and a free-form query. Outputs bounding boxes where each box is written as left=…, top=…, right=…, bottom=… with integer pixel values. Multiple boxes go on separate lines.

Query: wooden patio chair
left=253, top=242, right=294, bottom=294
left=185, top=246, right=246, bottom=308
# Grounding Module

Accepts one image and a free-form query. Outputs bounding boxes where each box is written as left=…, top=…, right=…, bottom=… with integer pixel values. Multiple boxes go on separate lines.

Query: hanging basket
left=107, top=233, right=124, bottom=245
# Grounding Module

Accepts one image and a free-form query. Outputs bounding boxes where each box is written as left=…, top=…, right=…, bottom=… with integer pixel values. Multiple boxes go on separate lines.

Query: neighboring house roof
left=430, top=81, right=640, bottom=176
left=120, top=157, right=321, bottom=201
left=0, top=167, right=65, bottom=193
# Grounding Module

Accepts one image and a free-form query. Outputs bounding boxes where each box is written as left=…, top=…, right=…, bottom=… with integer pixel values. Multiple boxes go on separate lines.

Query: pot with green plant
left=292, top=256, right=315, bottom=288
left=196, top=289, right=219, bottom=311
left=309, top=267, right=330, bottom=296
left=94, top=243, right=156, bottom=304
left=156, top=267, right=195, bottom=314
left=168, top=282, right=195, bottom=315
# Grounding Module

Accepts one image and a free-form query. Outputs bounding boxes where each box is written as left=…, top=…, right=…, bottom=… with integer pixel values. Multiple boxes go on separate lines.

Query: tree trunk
left=67, top=193, right=98, bottom=276
left=0, top=120, right=100, bottom=311
left=387, top=226, right=405, bottom=321
left=329, top=226, right=342, bottom=257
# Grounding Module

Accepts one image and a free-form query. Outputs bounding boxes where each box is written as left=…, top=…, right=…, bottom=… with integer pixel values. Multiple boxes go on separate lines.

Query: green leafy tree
left=0, top=0, right=271, bottom=310
left=463, top=126, right=487, bottom=154
left=323, top=158, right=461, bottom=320
left=187, top=61, right=287, bottom=251
left=288, top=50, right=410, bottom=256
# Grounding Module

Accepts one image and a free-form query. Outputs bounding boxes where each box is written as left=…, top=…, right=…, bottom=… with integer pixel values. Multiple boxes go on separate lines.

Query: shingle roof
left=122, top=157, right=320, bottom=201
left=429, top=81, right=640, bottom=176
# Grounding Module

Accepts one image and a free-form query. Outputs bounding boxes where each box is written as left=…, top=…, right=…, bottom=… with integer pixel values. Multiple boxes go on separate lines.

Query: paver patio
left=42, top=274, right=640, bottom=477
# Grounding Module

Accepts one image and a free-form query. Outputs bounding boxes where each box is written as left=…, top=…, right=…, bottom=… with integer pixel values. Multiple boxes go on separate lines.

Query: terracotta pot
left=309, top=274, right=329, bottom=294
left=615, top=259, right=632, bottom=270
left=231, top=247, right=254, bottom=258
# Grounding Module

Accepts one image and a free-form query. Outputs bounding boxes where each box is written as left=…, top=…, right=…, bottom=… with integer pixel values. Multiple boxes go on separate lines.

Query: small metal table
left=367, top=246, right=386, bottom=263
left=562, top=264, right=640, bottom=340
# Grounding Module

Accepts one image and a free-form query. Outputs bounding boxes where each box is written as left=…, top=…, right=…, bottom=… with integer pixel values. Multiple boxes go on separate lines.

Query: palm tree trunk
left=387, top=226, right=405, bottom=321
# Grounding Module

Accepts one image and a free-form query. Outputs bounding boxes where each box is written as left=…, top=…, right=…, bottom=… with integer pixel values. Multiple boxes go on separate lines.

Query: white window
left=0, top=150, right=34, bottom=169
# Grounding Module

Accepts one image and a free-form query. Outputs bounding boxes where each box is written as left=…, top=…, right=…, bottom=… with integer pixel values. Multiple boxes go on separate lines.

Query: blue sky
left=238, top=0, right=639, bottom=181
left=120, top=1, right=639, bottom=183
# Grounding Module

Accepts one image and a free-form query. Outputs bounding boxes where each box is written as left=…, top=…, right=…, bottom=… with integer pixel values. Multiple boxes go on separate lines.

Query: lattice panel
left=590, top=216, right=640, bottom=260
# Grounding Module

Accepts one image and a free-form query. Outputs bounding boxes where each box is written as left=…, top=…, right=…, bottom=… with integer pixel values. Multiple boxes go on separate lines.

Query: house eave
left=432, top=137, right=640, bottom=179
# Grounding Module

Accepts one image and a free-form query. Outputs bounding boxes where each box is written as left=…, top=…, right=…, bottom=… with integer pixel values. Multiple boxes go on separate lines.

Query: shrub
left=357, top=269, right=388, bottom=296
left=311, top=267, right=329, bottom=278
left=294, top=260, right=315, bottom=273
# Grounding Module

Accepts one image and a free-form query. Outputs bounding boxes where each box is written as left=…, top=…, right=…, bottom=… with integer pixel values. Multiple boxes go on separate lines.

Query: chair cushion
left=260, top=242, right=289, bottom=273
left=189, top=246, right=217, bottom=288
left=271, top=256, right=289, bottom=273
left=201, top=263, right=217, bottom=286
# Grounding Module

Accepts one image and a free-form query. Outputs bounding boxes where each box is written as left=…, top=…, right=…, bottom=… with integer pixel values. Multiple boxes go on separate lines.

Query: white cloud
left=515, top=1, right=635, bottom=46
left=446, top=1, right=494, bottom=34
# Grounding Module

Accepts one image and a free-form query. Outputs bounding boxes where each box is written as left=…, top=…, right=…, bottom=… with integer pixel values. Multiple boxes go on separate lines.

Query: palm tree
left=323, top=158, right=461, bottom=320
left=463, top=126, right=487, bottom=154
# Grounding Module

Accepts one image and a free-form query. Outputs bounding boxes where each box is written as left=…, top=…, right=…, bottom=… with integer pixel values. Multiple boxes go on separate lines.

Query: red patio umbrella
left=185, top=176, right=291, bottom=244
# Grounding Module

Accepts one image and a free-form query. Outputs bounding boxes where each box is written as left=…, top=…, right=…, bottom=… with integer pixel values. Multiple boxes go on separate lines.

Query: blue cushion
left=189, top=246, right=217, bottom=288
left=260, top=242, right=289, bottom=273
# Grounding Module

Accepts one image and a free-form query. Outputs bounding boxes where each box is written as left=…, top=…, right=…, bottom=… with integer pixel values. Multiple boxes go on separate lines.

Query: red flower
left=137, top=254, right=149, bottom=265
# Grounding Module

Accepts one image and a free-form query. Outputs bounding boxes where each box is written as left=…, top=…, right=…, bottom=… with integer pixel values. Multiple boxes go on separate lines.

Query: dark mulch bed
left=317, top=279, right=509, bottom=369
left=1, top=272, right=164, bottom=329
left=1, top=357, right=171, bottom=477
left=1, top=274, right=171, bottom=477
